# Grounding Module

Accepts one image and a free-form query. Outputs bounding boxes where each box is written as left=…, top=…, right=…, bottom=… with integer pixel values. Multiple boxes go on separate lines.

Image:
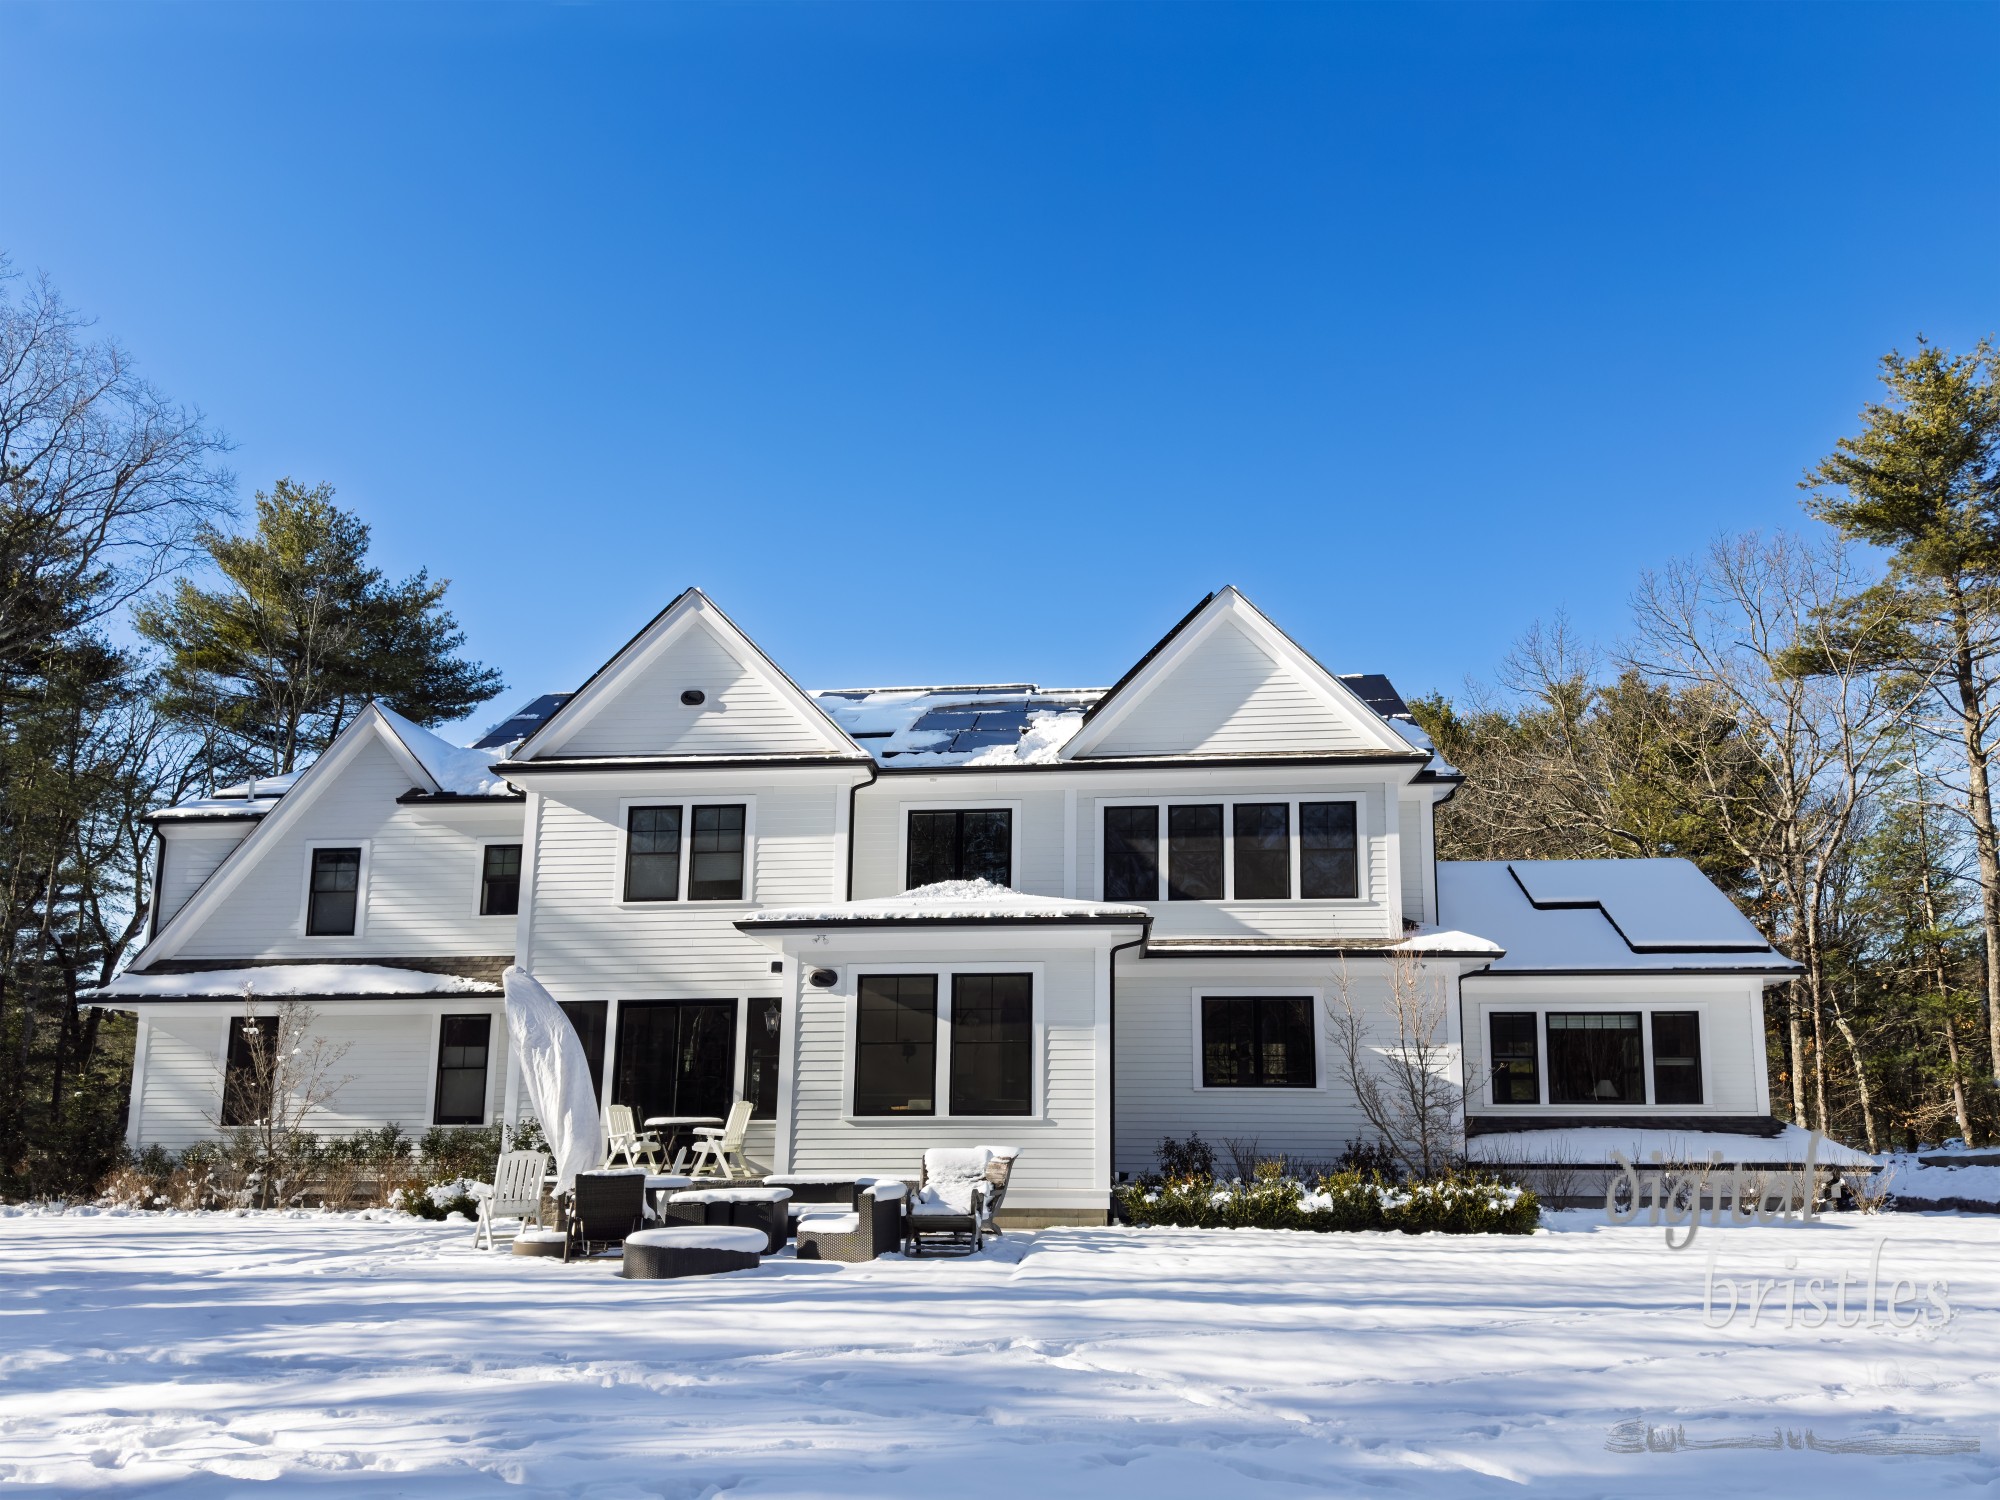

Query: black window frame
left=558, top=999, right=608, bottom=1103
left=688, top=803, right=748, bottom=901
left=1166, top=804, right=1226, bottom=901
left=305, top=845, right=363, bottom=936
left=623, top=805, right=683, bottom=902
left=852, top=974, right=939, bottom=1117
left=744, top=996, right=783, bottom=1120
left=1231, top=802, right=1291, bottom=900
left=1651, top=1011, right=1704, bottom=1105
left=433, top=1014, right=493, bottom=1126
left=1488, top=1011, right=1541, bottom=1104
left=480, top=842, right=522, bottom=917
left=906, top=808, right=1014, bottom=890
left=1103, top=799, right=1364, bottom=903
left=1546, top=1011, right=1646, bottom=1106
left=1300, top=801, right=1359, bottom=900
left=1102, top=805, right=1161, bottom=901
left=611, top=998, right=740, bottom=1125
left=221, top=1015, right=280, bottom=1126
left=623, top=802, right=751, bottom=903
left=948, top=972, right=1034, bottom=1117
left=1199, top=994, right=1318, bottom=1089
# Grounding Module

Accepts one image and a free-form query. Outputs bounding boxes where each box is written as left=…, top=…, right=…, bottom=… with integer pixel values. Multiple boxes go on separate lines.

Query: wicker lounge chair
left=977, top=1145, right=1021, bottom=1238
left=473, top=1148, right=550, bottom=1250
left=565, top=1169, right=647, bottom=1261
left=905, top=1148, right=992, bottom=1256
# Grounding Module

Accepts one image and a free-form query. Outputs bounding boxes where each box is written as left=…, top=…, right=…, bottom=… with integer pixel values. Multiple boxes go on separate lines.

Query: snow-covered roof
left=83, top=964, right=502, bottom=1002
left=1467, top=1123, right=1873, bottom=1168
left=150, top=771, right=302, bottom=822
left=809, top=686, right=1101, bottom=767
left=740, top=878, right=1151, bottom=926
left=375, top=705, right=519, bottom=798
left=1439, top=859, right=1796, bottom=975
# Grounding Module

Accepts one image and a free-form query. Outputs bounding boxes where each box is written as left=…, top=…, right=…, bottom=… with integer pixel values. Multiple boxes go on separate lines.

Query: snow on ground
left=0, top=1209, right=1994, bottom=1496
left=1880, top=1151, right=2000, bottom=1208
left=1468, top=1123, right=1877, bottom=1168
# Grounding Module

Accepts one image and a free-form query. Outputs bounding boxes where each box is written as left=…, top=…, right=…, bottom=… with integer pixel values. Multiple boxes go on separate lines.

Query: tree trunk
left=1947, top=598, right=2000, bottom=1083
left=1828, top=991, right=1877, bottom=1153
left=1942, top=1016, right=1974, bottom=1144
left=1786, top=987, right=1807, bottom=1126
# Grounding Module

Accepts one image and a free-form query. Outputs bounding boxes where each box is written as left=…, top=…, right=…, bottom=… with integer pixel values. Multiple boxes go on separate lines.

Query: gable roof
left=135, top=704, right=482, bottom=968
left=507, top=589, right=869, bottom=764
left=1059, top=586, right=1420, bottom=762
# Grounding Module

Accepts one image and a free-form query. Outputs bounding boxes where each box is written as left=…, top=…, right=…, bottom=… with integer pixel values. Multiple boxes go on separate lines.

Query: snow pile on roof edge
left=743, top=878, right=1149, bottom=924
left=86, top=965, right=502, bottom=1000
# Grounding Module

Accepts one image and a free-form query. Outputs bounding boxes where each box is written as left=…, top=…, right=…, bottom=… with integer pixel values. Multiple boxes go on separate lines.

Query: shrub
left=1155, top=1134, right=1216, bottom=1184
left=1116, top=1168, right=1538, bottom=1236
left=395, top=1178, right=483, bottom=1221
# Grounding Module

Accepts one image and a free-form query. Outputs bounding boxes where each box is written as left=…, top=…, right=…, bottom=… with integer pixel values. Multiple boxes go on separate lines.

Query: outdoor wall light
left=680, top=689, right=706, bottom=706
left=808, top=968, right=838, bottom=988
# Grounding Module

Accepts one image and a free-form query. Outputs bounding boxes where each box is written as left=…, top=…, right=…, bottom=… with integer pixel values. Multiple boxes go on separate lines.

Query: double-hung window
left=480, top=843, right=522, bottom=916
left=1546, top=1013, right=1645, bottom=1105
left=906, top=808, right=1012, bottom=889
left=1488, top=1012, right=1540, bottom=1103
left=306, top=847, right=362, bottom=935
left=851, top=971, right=1036, bottom=1118
left=1651, top=1012, right=1703, bottom=1104
left=433, top=1015, right=492, bottom=1125
left=1103, top=799, right=1361, bottom=902
left=623, top=803, right=749, bottom=902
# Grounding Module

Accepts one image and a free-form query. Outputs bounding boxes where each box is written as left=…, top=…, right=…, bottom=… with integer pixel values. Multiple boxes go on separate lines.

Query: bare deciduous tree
left=1325, top=955, right=1464, bottom=1178
left=218, top=999, right=354, bottom=1208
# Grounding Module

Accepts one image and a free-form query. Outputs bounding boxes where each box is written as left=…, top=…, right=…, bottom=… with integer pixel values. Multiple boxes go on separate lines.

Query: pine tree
left=137, top=479, right=504, bottom=778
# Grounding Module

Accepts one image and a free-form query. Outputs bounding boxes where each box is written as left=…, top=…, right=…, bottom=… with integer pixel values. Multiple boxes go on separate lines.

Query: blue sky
left=4, top=2, right=1996, bottom=741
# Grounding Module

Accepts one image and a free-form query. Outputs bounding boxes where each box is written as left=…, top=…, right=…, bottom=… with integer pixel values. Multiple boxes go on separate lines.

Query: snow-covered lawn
left=1, top=1209, right=1993, bottom=1496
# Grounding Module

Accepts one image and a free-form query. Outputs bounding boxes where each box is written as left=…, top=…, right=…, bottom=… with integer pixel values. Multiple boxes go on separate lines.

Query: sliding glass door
left=611, top=1000, right=738, bottom=1124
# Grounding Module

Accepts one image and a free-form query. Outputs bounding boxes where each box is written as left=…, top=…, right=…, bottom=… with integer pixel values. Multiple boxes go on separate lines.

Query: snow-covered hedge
left=1116, top=1169, right=1540, bottom=1235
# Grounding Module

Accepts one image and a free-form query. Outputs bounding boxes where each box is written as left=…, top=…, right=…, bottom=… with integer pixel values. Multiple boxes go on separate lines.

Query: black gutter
left=144, top=809, right=269, bottom=825
left=737, top=914, right=1151, bottom=931
left=845, top=759, right=879, bottom=899
left=395, top=789, right=528, bottom=804
left=495, top=754, right=873, bottom=774
left=1143, top=944, right=1506, bottom=960
left=1107, top=927, right=1149, bottom=1199
left=1462, top=964, right=1803, bottom=978
left=876, top=752, right=1430, bottom=775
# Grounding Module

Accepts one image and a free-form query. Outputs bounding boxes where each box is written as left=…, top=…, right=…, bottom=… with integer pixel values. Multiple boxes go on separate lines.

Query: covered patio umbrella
left=501, top=966, right=602, bottom=1192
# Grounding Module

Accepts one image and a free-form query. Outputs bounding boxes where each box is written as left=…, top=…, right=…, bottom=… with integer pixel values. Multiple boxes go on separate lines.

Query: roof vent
left=680, top=689, right=706, bottom=706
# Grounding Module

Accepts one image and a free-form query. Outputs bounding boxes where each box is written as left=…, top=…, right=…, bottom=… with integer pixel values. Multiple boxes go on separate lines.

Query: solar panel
left=1338, top=673, right=1412, bottom=721
left=471, top=693, right=575, bottom=750
left=901, top=699, right=1071, bottom=755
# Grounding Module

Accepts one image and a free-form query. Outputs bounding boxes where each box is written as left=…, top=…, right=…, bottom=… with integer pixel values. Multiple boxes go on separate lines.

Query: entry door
left=612, top=1000, right=738, bottom=1124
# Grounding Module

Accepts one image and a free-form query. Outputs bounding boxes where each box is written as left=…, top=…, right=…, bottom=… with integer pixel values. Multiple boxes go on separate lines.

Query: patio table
left=642, top=1116, right=724, bottom=1171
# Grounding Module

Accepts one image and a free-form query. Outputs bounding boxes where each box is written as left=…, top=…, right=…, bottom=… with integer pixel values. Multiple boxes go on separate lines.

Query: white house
left=91, top=586, right=1801, bottom=1221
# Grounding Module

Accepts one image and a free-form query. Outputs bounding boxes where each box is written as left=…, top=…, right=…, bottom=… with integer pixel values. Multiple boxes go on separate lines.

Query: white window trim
left=474, top=838, right=525, bottom=920
left=1470, top=1000, right=1716, bottom=1111
left=298, top=839, right=372, bottom=938
left=837, top=961, right=1047, bottom=1123
left=1096, top=796, right=1368, bottom=904
left=612, top=795, right=758, bottom=908
left=1190, top=986, right=1328, bottom=1091
left=896, top=799, right=1024, bottom=892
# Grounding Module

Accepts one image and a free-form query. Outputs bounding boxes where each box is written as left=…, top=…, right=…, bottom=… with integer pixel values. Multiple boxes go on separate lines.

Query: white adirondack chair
left=604, top=1105, right=663, bottom=1170
left=686, top=1100, right=755, bottom=1180
left=473, top=1149, right=550, bottom=1249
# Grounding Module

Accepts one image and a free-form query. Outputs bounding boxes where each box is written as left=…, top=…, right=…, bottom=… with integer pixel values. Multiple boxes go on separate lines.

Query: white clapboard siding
left=554, top=623, right=831, bottom=758
left=133, top=1004, right=513, bottom=1150
left=786, top=947, right=1100, bottom=1208
left=1073, top=783, right=1394, bottom=939
left=850, top=779, right=1070, bottom=899
left=527, top=779, right=836, bottom=1000
left=156, top=826, right=251, bottom=928
left=1458, top=980, right=1763, bottom=1116
left=171, top=734, right=524, bottom=961
left=1112, top=959, right=1397, bottom=1179
left=1399, top=798, right=1427, bottom=925
left=1085, top=618, right=1373, bottom=758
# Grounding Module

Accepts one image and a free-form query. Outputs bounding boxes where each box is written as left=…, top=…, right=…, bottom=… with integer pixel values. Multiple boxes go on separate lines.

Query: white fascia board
left=1062, top=587, right=1411, bottom=759
left=741, top=923, right=1143, bottom=959
left=516, top=590, right=863, bottom=761
left=136, top=707, right=435, bottom=967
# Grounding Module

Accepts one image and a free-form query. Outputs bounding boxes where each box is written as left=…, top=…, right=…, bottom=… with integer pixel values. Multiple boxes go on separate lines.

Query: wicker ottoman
left=796, top=1182, right=906, bottom=1263
left=664, top=1187, right=793, bottom=1255
left=511, top=1227, right=569, bottom=1258
left=622, top=1226, right=767, bottom=1279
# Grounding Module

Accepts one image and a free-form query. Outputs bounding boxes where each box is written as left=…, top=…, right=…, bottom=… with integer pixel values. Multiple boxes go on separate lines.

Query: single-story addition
left=89, top=585, right=1805, bottom=1222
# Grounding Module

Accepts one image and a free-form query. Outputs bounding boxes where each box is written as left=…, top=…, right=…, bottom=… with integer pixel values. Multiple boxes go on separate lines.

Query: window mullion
left=1221, top=799, right=1234, bottom=901
left=936, top=972, right=952, bottom=1118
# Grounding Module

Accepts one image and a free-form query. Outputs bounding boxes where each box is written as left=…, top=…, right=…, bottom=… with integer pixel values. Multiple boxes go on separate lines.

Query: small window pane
left=1167, top=804, right=1224, bottom=901
left=1489, top=1012, right=1539, bottom=1103
left=1201, top=996, right=1315, bottom=1088
left=1652, top=1011, right=1703, bottom=1105
left=558, top=1000, right=608, bottom=1102
left=1546, top=1012, right=1645, bottom=1105
left=950, top=973, right=1032, bottom=1116
left=853, top=975, right=937, bottom=1116
left=307, top=847, right=361, bottom=935
left=1103, top=806, right=1159, bottom=901
left=434, top=1014, right=492, bottom=1125
left=222, top=1016, right=279, bottom=1126
left=907, top=811, right=957, bottom=887
left=906, top=809, right=1013, bottom=889
left=625, top=806, right=682, bottom=901
left=689, top=804, right=746, bottom=901
left=745, top=997, right=783, bottom=1119
left=1232, top=803, right=1291, bottom=900
left=1300, top=802, right=1358, bottom=899
left=481, top=843, right=522, bottom=916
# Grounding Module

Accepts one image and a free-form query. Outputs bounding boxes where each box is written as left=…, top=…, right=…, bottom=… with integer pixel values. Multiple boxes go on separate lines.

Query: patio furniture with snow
left=905, top=1148, right=993, bottom=1256
left=642, top=1174, right=695, bottom=1221
left=663, top=1186, right=793, bottom=1255
left=977, top=1145, right=1020, bottom=1238
left=797, top=1182, right=907, bottom=1263
left=565, top=1169, right=648, bottom=1261
left=473, top=1148, right=551, bottom=1250
left=685, top=1100, right=755, bottom=1179
left=604, top=1106, right=664, bottom=1171
left=621, top=1226, right=768, bottom=1280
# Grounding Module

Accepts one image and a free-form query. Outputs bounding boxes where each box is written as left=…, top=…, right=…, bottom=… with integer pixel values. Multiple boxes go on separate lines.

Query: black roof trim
left=1142, top=941, right=1503, bottom=960
left=1463, top=963, right=1802, bottom=978
left=497, top=754, right=873, bottom=774
left=737, top=914, right=1150, bottom=931
left=395, top=789, right=527, bottom=804
left=146, top=809, right=269, bottom=826
left=1076, top=591, right=1217, bottom=726
left=881, top=751, right=1429, bottom=775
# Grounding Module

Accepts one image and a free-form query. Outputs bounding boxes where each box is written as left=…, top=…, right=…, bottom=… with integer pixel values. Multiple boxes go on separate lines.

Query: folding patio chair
left=685, top=1101, right=755, bottom=1180
left=473, top=1148, right=550, bottom=1250
left=604, top=1105, right=664, bottom=1170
